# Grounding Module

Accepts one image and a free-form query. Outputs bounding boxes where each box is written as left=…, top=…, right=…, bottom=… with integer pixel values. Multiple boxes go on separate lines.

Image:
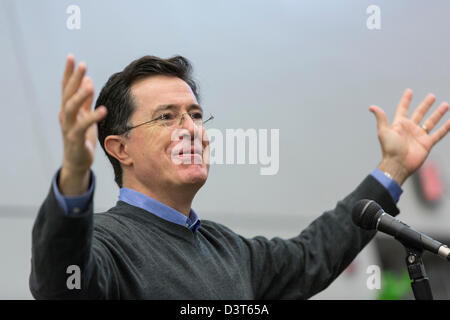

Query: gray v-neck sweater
left=29, top=175, right=399, bottom=299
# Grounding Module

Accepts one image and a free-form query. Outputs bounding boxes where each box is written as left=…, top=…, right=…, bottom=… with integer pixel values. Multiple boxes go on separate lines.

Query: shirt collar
left=118, top=188, right=201, bottom=233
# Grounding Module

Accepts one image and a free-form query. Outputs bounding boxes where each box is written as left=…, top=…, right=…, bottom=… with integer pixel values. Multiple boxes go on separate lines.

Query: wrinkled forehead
left=130, top=75, right=198, bottom=115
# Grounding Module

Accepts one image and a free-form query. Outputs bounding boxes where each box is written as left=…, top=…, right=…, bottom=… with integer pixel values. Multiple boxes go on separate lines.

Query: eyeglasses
left=121, top=111, right=214, bottom=135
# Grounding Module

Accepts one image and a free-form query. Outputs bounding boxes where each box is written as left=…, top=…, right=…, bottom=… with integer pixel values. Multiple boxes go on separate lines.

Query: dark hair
left=95, top=55, right=200, bottom=188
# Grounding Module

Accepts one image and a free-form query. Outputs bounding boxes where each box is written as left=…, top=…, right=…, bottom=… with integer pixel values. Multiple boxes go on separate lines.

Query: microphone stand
left=402, top=245, right=434, bottom=300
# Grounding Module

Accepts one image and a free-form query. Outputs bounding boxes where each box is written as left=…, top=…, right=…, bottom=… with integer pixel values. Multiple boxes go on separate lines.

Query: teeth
left=175, top=145, right=202, bottom=156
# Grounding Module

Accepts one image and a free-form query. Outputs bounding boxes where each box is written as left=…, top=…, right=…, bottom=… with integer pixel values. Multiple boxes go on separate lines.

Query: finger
left=59, top=75, right=88, bottom=124
left=80, top=93, right=95, bottom=120
left=62, top=61, right=87, bottom=106
left=64, top=78, right=94, bottom=125
left=81, top=77, right=94, bottom=112
left=72, top=106, right=107, bottom=138
left=411, top=93, right=436, bottom=124
left=429, top=119, right=450, bottom=147
left=393, top=88, right=413, bottom=122
left=85, top=116, right=99, bottom=149
left=422, top=102, right=449, bottom=132
left=369, top=105, right=389, bottom=131
left=62, top=54, right=75, bottom=91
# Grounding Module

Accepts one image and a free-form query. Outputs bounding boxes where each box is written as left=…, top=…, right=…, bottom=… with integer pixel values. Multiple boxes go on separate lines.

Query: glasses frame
left=120, top=112, right=214, bottom=135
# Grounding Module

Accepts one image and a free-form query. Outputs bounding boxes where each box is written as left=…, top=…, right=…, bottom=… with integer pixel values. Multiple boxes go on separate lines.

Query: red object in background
left=417, top=160, right=443, bottom=203
left=344, top=260, right=357, bottom=276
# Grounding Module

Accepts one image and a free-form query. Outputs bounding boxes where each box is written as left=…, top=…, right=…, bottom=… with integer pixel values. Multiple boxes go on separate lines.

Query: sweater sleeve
left=52, top=168, right=95, bottom=216
left=29, top=180, right=120, bottom=299
left=242, top=174, right=400, bottom=300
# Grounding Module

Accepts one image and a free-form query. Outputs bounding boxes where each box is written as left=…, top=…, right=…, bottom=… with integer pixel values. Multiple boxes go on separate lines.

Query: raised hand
left=369, top=89, right=450, bottom=186
left=58, top=55, right=107, bottom=195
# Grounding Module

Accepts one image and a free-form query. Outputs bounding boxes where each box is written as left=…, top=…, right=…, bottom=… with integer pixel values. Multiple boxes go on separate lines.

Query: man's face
left=125, top=75, right=209, bottom=192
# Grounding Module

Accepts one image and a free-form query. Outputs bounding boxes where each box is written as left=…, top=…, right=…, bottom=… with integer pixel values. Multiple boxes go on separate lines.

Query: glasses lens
left=161, top=113, right=213, bottom=128
left=162, top=119, right=175, bottom=127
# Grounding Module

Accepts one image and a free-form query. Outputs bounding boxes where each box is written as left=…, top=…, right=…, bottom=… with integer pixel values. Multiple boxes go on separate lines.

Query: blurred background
left=1, top=0, right=450, bottom=299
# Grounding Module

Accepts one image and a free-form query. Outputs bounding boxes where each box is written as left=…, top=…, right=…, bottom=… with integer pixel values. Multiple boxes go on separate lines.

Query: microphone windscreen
left=352, top=199, right=384, bottom=230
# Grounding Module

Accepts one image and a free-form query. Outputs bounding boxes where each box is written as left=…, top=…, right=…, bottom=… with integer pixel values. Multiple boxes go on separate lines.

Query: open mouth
left=171, top=145, right=203, bottom=164
left=178, top=146, right=202, bottom=156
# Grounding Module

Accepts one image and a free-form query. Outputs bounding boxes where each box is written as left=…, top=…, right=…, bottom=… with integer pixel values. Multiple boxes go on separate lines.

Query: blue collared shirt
left=52, top=169, right=201, bottom=233
left=52, top=167, right=402, bottom=228
left=370, top=168, right=403, bottom=203
left=52, top=169, right=95, bottom=215
left=118, top=188, right=201, bottom=233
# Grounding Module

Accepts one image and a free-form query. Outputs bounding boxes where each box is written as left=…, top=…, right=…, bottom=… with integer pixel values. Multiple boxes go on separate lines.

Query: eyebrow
left=152, top=104, right=203, bottom=117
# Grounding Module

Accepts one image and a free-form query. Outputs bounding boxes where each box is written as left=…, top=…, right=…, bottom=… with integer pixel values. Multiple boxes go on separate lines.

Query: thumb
left=369, top=105, right=389, bottom=132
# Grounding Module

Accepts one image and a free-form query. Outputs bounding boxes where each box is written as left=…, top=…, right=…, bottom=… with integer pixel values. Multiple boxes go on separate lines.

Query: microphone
left=352, top=199, right=450, bottom=261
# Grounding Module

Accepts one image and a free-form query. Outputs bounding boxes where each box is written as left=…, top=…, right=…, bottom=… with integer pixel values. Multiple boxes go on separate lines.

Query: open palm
left=370, top=89, right=450, bottom=185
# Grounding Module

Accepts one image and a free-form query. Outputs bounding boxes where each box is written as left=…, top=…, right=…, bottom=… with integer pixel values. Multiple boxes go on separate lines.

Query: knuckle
left=78, top=119, right=91, bottom=132
left=84, top=113, right=96, bottom=124
left=65, top=100, right=74, bottom=115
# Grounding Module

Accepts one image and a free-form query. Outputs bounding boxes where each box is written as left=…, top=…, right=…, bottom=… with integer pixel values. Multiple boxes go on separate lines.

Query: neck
left=123, top=179, right=197, bottom=218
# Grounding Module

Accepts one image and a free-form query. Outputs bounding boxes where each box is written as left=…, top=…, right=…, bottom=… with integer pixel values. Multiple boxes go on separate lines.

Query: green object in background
left=377, top=270, right=411, bottom=300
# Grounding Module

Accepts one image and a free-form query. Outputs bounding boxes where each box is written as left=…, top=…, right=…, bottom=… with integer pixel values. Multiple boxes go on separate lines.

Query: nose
left=179, top=113, right=197, bottom=136
left=172, top=113, right=207, bottom=158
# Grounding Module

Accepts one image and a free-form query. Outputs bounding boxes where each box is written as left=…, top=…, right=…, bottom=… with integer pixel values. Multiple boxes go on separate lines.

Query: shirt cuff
left=52, top=168, right=95, bottom=216
left=370, top=168, right=403, bottom=203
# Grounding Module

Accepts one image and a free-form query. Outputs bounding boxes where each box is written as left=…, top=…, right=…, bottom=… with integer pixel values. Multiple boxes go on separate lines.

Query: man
left=30, top=54, right=450, bottom=299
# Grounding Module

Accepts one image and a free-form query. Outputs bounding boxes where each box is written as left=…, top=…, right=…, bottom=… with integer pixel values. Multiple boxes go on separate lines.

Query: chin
left=178, top=166, right=208, bottom=186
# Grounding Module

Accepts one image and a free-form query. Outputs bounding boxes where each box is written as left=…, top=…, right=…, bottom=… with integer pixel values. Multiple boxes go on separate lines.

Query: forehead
left=130, top=75, right=197, bottom=114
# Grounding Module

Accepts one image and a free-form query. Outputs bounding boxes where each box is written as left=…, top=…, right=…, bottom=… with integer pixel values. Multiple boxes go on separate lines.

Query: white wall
left=1, top=0, right=450, bottom=299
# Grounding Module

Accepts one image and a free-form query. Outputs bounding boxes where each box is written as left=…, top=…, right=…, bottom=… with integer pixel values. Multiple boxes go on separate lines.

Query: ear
left=104, top=135, right=133, bottom=167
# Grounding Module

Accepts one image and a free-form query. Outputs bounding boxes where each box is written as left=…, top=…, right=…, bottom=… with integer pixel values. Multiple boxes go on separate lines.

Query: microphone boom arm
left=402, top=243, right=434, bottom=300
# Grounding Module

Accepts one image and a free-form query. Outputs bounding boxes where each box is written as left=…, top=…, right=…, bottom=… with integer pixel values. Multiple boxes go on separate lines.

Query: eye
left=190, top=112, right=203, bottom=120
left=159, top=113, right=174, bottom=120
